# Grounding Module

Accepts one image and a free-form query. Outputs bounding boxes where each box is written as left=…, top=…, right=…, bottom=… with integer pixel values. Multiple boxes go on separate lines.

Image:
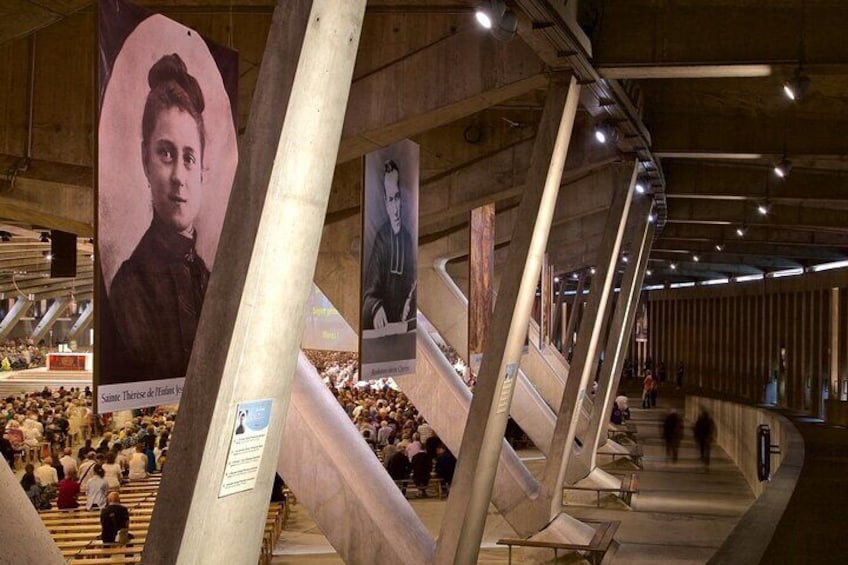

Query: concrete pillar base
left=522, top=513, right=599, bottom=564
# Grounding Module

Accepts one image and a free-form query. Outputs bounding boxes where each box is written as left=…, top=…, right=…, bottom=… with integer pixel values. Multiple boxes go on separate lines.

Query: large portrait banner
left=360, top=140, right=419, bottom=380
left=96, top=0, right=238, bottom=412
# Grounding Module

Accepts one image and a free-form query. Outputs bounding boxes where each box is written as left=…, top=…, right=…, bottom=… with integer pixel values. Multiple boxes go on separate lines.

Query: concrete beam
left=664, top=161, right=848, bottom=204
left=651, top=111, right=848, bottom=157
left=30, top=296, right=69, bottom=342
left=0, top=154, right=92, bottom=236
left=0, top=460, right=63, bottom=565
left=656, top=223, right=848, bottom=248
left=0, top=296, right=30, bottom=341
left=338, top=29, right=547, bottom=163
left=666, top=200, right=848, bottom=233
left=587, top=1, right=848, bottom=68
left=652, top=239, right=846, bottom=263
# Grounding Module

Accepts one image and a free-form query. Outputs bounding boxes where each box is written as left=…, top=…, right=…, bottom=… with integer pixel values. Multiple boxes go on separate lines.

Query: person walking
left=694, top=410, right=715, bottom=466
left=663, top=411, right=683, bottom=463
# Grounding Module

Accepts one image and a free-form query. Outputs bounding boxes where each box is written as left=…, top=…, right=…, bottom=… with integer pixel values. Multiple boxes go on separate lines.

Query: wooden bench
left=607, top=422, right=638, bottom=443
left=497, top=520, right=620, bottom=565
left=394, top=478, right=444, bottom=499
left=562, top=473, right=639, bottom=508
left=598, top=444, right=644, bottom=469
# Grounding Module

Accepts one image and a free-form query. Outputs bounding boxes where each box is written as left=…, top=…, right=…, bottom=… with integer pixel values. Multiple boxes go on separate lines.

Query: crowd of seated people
left=0, top=385, right=175, bottom=514
left=0, top=338, right=45, bottom=371
left=1, top=386, right=96, bottom=468
left=304, top=349, right=457, bottom=497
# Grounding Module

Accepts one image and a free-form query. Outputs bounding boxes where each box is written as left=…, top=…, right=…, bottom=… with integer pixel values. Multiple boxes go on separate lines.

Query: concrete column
left=0, top=297, right=31, bottom=341
left=562, top=272, right=586, bottom=357
left=30, top=297, right=70, bottom=343
left=540, top=161, right=637, bottom=517
left=584, top=200, right=654, bottom=474
left=0, top=461, right=63, bottom=565
left=435, top=73, right=581, bottom=565
left=143, top=2, right=365, bottom=564
left=831, top=288, right=839, bottom=395
left=280, top=353, right=433, bottom=564
left=67, top=302, right=94, bottom=342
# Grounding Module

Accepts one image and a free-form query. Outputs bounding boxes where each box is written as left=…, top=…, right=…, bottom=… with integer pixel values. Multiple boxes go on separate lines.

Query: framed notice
left=95, top=0, right=238, bottom=412
left=219, top=399, right=273, bottom=498
left=359, top=140, right=419, bottom=380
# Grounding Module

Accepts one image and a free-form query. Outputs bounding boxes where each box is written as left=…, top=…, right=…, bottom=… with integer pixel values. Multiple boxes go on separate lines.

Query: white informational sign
left=219, top=398, right=272, bottom=498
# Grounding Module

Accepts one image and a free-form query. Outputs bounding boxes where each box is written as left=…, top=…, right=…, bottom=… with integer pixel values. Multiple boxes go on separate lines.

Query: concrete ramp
left=279, top=353, right=434, bottom=565
left=395, top=324, right=548, bottom=536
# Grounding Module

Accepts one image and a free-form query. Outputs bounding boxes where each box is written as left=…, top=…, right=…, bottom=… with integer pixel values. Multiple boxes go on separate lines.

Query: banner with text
left=360, top=140, right=419, bottom=380
left=96, top=0, right=238, bottom=412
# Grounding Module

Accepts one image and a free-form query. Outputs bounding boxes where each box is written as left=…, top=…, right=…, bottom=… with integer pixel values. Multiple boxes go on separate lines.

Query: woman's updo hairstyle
left=141, top=53, right=206, bottom=163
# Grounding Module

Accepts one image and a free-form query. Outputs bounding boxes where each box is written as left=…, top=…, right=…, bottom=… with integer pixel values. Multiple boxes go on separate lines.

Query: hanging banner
left=468, top=203, right=495, bottom=368
left=360, top=140, right=419, bottom=380
left=95, top=0, right=238, bottom=412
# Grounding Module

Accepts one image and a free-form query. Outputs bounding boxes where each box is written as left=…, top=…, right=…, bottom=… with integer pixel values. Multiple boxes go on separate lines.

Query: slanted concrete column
left=540, top=161, right=638, bottom=517
left=143, top=2, right=366, bottom=563
left=0, top=297, right=31, bottom=341
left=30, top=297, right=70, bottom=343
left=0, top=461, right=63, bottom=565
left=280, top=353, right=433, bottom=564
left=831, top=288, right=840, bottom=397
left=562, top=272, right=586, bottom=358
left=435, top=73, right=581, bottom=565
left=68, top=302, right=94, bottom=342
left=567, top=196, right=654, bottom=482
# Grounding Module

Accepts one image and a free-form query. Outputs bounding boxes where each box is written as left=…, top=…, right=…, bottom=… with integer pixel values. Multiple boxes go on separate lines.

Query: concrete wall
left=685, top=395, right=803, bottom=498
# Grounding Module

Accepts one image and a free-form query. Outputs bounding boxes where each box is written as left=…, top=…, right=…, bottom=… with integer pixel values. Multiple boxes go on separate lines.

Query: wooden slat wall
left=644, top=270, right=848, bottom=413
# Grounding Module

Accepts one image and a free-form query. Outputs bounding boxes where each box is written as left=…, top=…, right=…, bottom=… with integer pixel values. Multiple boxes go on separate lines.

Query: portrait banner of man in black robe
left=360, top=140, right=418, bottom=380
left=96, top=0, right=238, bottom=412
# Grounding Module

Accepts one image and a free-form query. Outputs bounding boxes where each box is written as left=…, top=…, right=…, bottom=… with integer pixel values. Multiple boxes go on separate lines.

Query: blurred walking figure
left=642, top=370, right=656, bottom=408
left=663, top=410, right=683, bottom=463
left=694, top=410, right=715, bottom=466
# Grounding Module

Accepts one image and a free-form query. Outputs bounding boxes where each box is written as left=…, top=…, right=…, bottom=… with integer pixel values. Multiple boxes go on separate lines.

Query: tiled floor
left=272, top=390, right=756, bottom=564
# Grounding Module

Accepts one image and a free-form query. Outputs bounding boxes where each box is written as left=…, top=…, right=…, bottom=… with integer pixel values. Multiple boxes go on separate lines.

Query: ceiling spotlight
left=475, top=9, right=493, bottom=29
left=646, top=269, right=653, bottom=276
left=474, top=1, right=517, bottom=41
left=736, top=226, right=747, bottom=237
left=635, top=183, right=646, bottom=194
left=670, top=263, right=677, bottom=270
left=692, top=255, right=700, bottom=262
left=590, top=267, right=597, bottom=275
left=43, top=252, right=53, bottom=261
left=783, top=70, right=811, bottom=101
left=621, top=255, right=629, bottom=263
left=647, top=213, right=656, bottom=223
left=572, top=273, right=579, bottom=280
left=554, top=276, right=560, bottom=283
left=40, top=231, right=50, bottom=243
left=593, top=123, right=617, bottom=145
left=773, top=157, right=792, bottom=179
left=715, top=243, right=724, bottom=252
left=757, top=201, right=772, bottom=215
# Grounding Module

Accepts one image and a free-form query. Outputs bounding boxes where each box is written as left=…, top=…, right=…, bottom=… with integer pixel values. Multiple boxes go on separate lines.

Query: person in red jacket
left=56, top=469, right=80, bottom=509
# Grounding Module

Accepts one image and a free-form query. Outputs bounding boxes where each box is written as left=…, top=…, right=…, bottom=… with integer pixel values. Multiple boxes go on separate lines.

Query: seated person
left=56, top=469, right=80, bottom=510
left=127, top=444, right=148, bottom=480
left=85, top=464, right=109, bottom=511
left=100, top=492, right=134, bottom=544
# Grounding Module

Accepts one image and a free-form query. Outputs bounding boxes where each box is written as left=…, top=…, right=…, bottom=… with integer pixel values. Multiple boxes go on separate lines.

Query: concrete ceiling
left=0, top=0, right=845, bottom=304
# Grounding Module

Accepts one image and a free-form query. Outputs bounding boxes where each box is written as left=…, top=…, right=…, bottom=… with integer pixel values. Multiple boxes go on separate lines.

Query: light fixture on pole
left=474, top=1, right=518, bottom=41
left=773, top=157, right=792, bottom=178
